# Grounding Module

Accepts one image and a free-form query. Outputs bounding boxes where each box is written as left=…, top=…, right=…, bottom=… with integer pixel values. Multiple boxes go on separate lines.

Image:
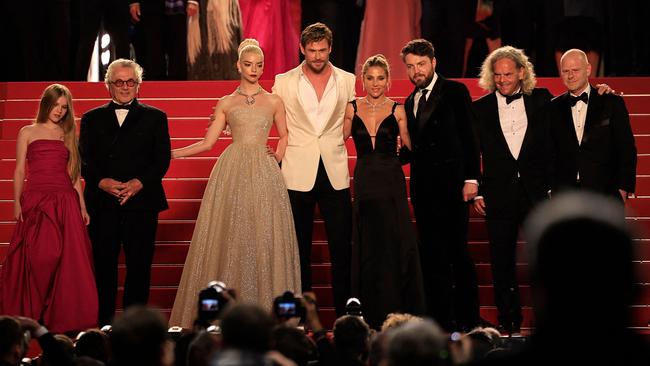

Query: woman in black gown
left=343, top=54, right=425, bottom=329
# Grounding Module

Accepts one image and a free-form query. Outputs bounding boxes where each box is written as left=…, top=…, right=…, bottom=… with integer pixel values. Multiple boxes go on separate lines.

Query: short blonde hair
left=478, top=46, right=537, bottom=94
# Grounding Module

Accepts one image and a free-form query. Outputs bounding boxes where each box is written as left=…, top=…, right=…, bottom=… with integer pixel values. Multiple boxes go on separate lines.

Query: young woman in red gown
left=0, top=84, right=98, bottom=333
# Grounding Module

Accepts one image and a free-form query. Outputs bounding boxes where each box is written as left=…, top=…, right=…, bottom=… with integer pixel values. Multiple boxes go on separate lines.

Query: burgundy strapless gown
left=0, top=140, right=98, bottom=333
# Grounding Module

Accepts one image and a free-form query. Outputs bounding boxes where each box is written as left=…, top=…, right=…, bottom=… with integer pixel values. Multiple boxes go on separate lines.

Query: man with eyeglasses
left=79, top=59, right=171, bottom=326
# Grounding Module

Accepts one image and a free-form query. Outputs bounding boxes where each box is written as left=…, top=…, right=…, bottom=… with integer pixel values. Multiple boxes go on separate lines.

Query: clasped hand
left=99, top=178, right=143, bottom=205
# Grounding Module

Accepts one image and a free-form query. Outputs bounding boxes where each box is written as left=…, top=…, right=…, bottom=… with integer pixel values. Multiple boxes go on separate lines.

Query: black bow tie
left=569, top=92, right=589, bottom=106
left=502, top=92, right=523, bottom=104
left=110, top=102, right=132, bottom=110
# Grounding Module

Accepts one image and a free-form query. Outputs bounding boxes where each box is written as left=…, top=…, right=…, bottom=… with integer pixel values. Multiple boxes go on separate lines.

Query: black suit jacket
left=80, top=99, right=171, bottom=212
left=550, top=86, right=637, bottom=195
left=473, top=88, right=553, bottom=217
left=404, top=75, right=480, bottom=203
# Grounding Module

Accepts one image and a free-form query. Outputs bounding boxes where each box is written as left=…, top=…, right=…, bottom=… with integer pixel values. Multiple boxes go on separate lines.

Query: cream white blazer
left=273, top=63, right=356, bottom=191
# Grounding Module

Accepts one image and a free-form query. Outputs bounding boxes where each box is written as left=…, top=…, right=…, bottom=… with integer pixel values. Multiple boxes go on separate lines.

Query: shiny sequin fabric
left=169, top=104, right=301, bottom=328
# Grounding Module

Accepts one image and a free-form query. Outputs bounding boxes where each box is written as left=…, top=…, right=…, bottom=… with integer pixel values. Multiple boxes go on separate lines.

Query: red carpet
left=1, top=78, right=649, bottom=330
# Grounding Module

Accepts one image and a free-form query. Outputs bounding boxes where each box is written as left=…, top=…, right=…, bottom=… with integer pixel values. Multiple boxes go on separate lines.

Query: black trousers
left=485, top=181, right=532, bottom=329
left=412, top=185, right=480, bottom=331
left=88, top=209, right=159, bottom=326
left=288, top=159, right=352, bottom=316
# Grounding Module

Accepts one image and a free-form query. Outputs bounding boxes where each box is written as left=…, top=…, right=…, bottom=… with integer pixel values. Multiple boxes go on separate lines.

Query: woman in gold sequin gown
left=168, top=39, right=301, bottom=328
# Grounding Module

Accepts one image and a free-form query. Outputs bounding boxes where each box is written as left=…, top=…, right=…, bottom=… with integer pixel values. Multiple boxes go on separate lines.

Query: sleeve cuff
left=465, top=179, right=479, bottom=186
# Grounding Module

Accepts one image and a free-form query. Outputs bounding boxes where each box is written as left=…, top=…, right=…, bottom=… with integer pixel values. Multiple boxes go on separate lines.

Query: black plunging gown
left=350, top=101, right=425, bottom=329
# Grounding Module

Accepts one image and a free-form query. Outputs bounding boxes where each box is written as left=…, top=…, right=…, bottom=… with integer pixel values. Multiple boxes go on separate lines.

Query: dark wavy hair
left=400, top=39, right=435, bottom=60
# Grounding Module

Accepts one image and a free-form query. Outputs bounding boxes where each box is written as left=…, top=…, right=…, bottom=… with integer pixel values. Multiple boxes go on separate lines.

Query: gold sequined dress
left=169, top=104, right=301, bottom=328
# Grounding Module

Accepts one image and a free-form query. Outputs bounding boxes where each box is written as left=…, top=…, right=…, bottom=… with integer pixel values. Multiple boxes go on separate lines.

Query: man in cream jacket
left=273, top=22, right=355, bottom=316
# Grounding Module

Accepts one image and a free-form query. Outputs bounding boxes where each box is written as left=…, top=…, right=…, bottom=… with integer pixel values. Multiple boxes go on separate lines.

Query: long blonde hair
left=35, top=84, right=80, bottom=182
left=478, top=46, right=537, bottom=95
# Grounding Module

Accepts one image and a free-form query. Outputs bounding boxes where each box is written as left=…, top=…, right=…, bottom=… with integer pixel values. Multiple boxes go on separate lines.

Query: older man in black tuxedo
left=401, top=39, right=481, bottom=332
left=551, top=49, right=637, bottom=201
left=472, top=46, right=554, bottom=334
left=79, top=59, right=171, bottom=326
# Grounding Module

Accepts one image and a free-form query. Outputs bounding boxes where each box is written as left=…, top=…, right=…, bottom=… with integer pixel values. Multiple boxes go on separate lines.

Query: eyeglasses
left=110, top=79, right=138, bottom=87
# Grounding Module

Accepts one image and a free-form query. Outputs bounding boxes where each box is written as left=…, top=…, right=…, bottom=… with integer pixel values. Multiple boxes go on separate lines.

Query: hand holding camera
left=196, top=281, right=236, bottom=328
left=273, top=291, right=306, bottom=326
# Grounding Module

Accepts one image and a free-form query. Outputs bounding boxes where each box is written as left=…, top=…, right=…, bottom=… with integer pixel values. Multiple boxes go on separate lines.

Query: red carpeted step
left=163, top=157, right=390, bottom=179
left=3, top=78, right=650, bottom=331
left=0, top=80, right=277, bottom=100
left=631, top=115, right=650, bottom=134
left=636, top=240, right=650, bottom=261
left=3, top=114, right=650, bottom=142
left=635, top=135, right=650, bottom=154
left=636, top=155, right=650, bottom=175
left=635, top=176, right=650, bottom=196
left=3, top=93, right=647, bottom=120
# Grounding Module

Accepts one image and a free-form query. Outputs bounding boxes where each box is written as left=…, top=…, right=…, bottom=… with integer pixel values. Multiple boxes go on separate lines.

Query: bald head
left=560, top=49, right=591, bottom=95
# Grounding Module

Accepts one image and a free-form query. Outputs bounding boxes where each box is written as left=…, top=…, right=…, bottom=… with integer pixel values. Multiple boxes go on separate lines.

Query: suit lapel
left=321, top=67, right=344, bottom=132
left=559, top=92, right=580, bottom=147
left=290, top=64, right=318, bottom=134
left=405, top=88, right=417, bottom=125
left=518, top=93, right=535, bottom=159
left=582, top=85, right=602, bottom=145
left=118, top=99, right=142, bottom=132
left=418, top=75, right=444, bottom=131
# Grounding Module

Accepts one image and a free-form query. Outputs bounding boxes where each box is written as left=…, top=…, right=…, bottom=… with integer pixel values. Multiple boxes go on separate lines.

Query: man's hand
left=595, top=83, right=616, bottom=95
left=99, top=178, right=126, bottom=197
left=301, top=291, right=323, bottom=332
left=129, top=3, right=141, bottom=22
left=462, top=182, right=478, bottom=202
left=473, top=198, right=486, bottom=216
left=119, top=179, right=143, bottom=205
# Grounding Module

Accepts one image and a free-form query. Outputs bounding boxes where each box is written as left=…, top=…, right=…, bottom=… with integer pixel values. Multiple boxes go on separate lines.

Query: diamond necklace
left=363, top=96, right=390, bottom=113
left=236, top=86, right=263, bottom=105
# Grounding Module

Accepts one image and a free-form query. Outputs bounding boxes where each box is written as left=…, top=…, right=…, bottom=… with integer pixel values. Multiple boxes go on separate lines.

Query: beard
left=410, top=71, right=434, bottom=89
left=306, top=59, right=327, bottom=74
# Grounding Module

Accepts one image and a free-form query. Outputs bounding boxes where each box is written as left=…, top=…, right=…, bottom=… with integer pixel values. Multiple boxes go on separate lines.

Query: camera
left=197, top=281, right=228, bottom=324
left=273, top=291, right=306, bottom=321
left=345, top=297, right=363, bottom=317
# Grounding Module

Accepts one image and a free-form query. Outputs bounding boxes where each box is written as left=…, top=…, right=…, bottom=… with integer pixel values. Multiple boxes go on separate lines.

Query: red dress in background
left=239, top=0, right=299, bottom=78
left=356, top=0, right=421, bottom=80
left=0, top=140, right=98, bottom=333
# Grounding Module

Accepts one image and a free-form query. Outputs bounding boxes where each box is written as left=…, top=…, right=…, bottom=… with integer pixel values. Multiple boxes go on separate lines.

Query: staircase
left=1, top=78, right=649, bottom=332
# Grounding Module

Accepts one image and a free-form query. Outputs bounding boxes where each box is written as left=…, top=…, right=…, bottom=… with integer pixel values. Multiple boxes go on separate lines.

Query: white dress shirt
left=571, top=84, right=591, bottom=145
left=113, top=100, right=134, bottom=126
left=298, top=65, right=338, bottom=134
left=496, top=89, right=528, bottom=160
